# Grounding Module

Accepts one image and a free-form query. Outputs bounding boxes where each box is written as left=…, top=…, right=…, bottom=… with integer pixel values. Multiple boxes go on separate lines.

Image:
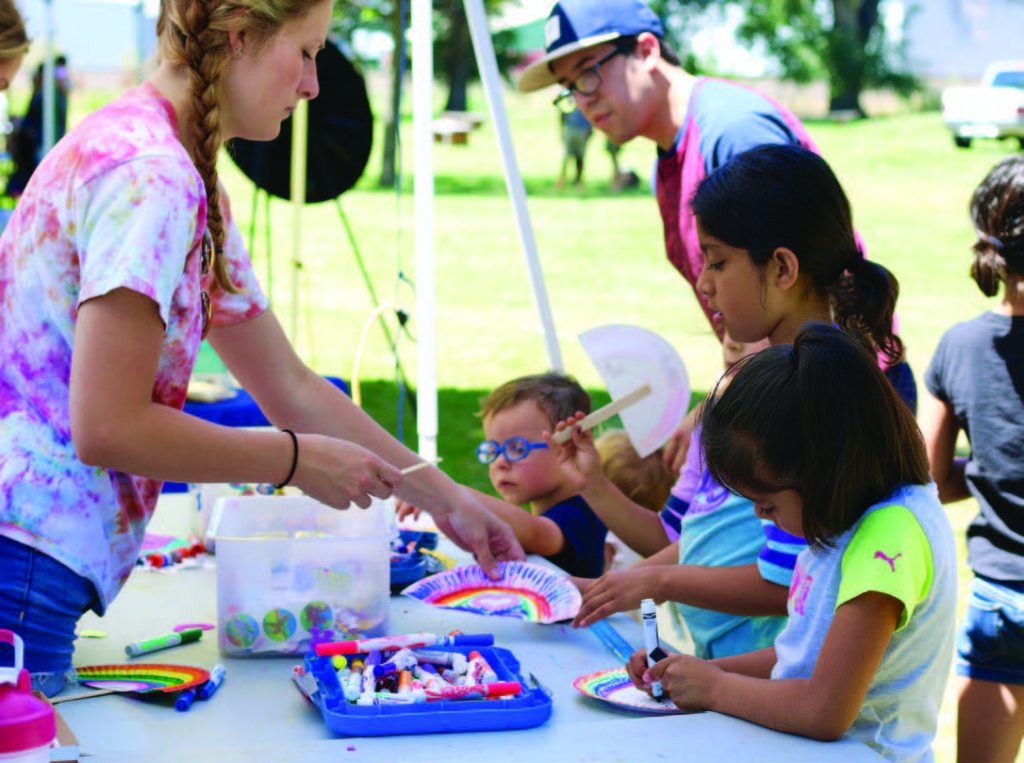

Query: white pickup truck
left=942, top=61, right=1024, bottom=149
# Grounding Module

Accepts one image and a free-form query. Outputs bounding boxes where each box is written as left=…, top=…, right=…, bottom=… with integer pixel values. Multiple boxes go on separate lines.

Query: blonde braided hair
left=157, top=0, right=318, bottom=293
left=0, top=0, right=30, bottom=61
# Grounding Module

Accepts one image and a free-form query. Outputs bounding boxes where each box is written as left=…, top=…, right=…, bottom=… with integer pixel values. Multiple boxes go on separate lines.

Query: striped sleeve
left=659, top=491, right=690, bottom=543
left=758, top=521, right=807, bottom=587
left=658, top=436, right=702, bottom=543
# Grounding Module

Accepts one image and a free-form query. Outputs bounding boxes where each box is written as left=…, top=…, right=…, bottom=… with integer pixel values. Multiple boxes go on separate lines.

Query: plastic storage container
left=209, top=495, right=391, bottom=656
left=0, top=631, right=55, bottom=763
left=306, top=645, right=551, bottom=736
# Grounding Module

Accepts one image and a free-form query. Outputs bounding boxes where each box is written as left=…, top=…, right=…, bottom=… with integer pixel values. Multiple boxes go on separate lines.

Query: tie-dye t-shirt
left=0, top=82, right=267, bottom=612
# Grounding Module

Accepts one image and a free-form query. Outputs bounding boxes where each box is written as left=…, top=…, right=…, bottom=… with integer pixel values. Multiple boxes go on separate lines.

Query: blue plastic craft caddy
left=389, top=530, right=440, bottom=590
left=305, top=645, right=552, bottom=736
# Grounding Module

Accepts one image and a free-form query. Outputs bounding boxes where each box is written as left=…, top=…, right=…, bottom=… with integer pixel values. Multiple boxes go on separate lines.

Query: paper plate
left=75, top=664, right=210, bottom=694
left=579, top=324, right=690, bottom=458
left=572, top=668, right=681, bottom=714
left=401, top=561, right=581, bottom=624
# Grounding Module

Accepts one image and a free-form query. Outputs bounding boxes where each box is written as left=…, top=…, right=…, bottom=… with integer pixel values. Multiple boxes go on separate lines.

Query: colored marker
left=587, top=619, right=635, bottom=664
left=398, top=670, right=413, bottom=695
left=125, top=627, right=203, bottom=657
left=370, top=662, right=399, bottom=680
left=411, top=649, right=469, bottom=674
left=384, top=648, right=418, bottom=671
left=467, top=650, right=497, bottom=684
left=412, top=664, right=445, bottom=691
left=175, top=688, right=198, bottom=712
left=315, top=632, right=494, bottom=657
left=344, top=660, right=364, bottom=703
left=423, top=681, right=521, bottom=701
left=641, top=598, right=668, bottom=700
left=363, top=651, right=382, bottom=695
left=197, top=664, right=226, bottom=700
left=357, top=690, right=425, bottom=705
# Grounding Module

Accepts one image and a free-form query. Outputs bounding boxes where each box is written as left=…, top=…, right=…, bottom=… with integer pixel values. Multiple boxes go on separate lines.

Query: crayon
left=125, top=627, right=203, bottom=657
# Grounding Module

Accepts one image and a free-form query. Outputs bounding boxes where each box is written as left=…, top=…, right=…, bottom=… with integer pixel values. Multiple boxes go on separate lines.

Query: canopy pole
left=289, top=99, right=309, bottom=343
left=412, top=0, right=437, bottom=462
left=41, top=0, right=56, bottom=154
left=463, top=0, right=563, bottom=370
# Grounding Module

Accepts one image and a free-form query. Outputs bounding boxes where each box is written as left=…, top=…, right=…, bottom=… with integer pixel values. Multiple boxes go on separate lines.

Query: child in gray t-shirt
left=922, top=154, right=1024, bottom=763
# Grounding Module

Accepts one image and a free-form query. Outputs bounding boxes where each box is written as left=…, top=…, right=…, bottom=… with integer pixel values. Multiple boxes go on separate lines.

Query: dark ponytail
left=830, top=258, right=902, bottom=365
left=969, top=155, right=1024, bottom=296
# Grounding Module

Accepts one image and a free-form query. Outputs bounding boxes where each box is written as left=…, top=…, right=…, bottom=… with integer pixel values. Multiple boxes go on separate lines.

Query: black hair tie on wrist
left=275, top=428, right=299, bottom=490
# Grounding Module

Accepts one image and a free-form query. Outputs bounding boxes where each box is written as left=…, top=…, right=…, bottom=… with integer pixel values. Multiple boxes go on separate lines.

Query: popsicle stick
left=51, top=688, right=120, bottom=704
left=401, top=457, right=443, bottom=476
left=552, top=384, right=651, bottom=444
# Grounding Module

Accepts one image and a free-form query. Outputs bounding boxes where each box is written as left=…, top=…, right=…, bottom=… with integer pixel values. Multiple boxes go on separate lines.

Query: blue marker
left=175, top=688, right=198, bottom=712
left=197, top=663, right=226, bottom=700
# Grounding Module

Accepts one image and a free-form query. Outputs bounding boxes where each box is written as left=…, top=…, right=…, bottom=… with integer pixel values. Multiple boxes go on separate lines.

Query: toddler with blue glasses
left=400, top=372, right=607, bottom=577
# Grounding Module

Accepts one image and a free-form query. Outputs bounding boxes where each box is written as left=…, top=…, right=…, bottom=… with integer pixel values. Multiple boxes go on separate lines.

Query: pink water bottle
left=0, top=630, right=55, bottom=763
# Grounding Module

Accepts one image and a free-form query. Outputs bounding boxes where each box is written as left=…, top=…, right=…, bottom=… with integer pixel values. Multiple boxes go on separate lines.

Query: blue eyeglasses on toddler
left=476, top=437, right=549, bottom=464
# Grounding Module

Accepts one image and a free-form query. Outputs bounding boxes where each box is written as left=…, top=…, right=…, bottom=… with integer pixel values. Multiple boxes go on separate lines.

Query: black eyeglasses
left=199, top=228, right=216, bottom=339
left=553, top=48, right=624, bottom=114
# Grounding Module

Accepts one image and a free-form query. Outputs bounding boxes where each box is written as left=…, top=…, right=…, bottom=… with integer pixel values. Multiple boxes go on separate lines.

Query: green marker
left=125, top=627, right=203, bottom=657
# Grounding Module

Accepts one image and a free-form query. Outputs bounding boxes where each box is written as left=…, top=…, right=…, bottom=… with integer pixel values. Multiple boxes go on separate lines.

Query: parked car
left=942, top=61, right=1024, bottom=149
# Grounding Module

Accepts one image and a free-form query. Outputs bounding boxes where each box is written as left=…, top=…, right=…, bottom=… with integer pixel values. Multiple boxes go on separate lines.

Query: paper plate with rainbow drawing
left=75, top=664, right=210, bottom=694
left=572, top=668, right=681, bottom=714
left=401, top=561, right=581, bottom=624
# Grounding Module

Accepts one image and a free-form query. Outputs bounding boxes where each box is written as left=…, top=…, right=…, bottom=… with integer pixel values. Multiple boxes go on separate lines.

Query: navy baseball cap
left=518, top=0, right=665, bottom=92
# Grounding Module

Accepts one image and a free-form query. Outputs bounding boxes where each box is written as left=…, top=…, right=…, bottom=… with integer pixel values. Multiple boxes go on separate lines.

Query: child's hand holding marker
left=626, top=650, right=721, bottom=712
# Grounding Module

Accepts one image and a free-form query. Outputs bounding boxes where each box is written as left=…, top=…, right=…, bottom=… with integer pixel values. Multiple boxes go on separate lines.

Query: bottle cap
left=0, top=631, right=56, bottom=754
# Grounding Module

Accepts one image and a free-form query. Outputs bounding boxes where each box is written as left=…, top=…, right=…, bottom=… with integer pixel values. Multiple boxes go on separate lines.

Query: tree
left=667, top=0, right=917, bottom=117
left=332, top=0, right=520, bottom=186
left=434, top=0, right=522, bottom=113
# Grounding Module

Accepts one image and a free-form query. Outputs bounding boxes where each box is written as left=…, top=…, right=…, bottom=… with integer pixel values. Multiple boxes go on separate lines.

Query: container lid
left=0, top=684, right=56, bottom=752
left=208, top=494, right=391, bottom=541
left=0, top=631, right=55, bottom=753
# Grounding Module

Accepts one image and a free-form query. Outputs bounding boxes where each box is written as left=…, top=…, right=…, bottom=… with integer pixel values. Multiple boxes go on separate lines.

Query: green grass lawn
left=63, top=79, right=1021, bottom=762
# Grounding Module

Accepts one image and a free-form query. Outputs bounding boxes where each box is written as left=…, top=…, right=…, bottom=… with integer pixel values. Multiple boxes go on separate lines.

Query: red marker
left=423, top=681, right=521, bottom=701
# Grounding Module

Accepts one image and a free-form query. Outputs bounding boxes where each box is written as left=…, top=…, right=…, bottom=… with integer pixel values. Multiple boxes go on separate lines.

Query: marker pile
left=315, top=632, right=522, bottom=706
left=138, top=535, right=208, bottom=569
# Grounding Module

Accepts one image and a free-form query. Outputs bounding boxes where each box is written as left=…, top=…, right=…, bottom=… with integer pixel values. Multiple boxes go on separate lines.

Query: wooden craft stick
left=552, top=384, right=652, bottom=445
left=400, top=457, right=443, bottom=476
left=51, top=688, right=120, bottom=704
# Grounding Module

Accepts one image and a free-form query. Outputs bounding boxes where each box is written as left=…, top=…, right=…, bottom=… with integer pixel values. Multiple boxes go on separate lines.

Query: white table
left=58, top=499, right=883, bottom=762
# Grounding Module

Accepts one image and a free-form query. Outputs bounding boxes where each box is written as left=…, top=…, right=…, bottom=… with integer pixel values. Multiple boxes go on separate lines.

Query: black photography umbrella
left=228, top=40, right=373, bottom=203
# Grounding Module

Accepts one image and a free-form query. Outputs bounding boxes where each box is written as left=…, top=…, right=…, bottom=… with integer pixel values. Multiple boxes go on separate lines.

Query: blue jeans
left=956, top=575, right=1024, bottom=685
left=0, top=535, right=98, bottom=696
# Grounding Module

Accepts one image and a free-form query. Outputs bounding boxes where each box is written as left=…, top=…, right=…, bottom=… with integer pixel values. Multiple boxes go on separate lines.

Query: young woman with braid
left=0, top=0, right=28, bottom=91
left=0, top=0, right=522, bottom=696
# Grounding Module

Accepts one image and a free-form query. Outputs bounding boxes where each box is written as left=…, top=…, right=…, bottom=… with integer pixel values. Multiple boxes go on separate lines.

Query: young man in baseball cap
left=520, top=0, right=820, bottom=334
